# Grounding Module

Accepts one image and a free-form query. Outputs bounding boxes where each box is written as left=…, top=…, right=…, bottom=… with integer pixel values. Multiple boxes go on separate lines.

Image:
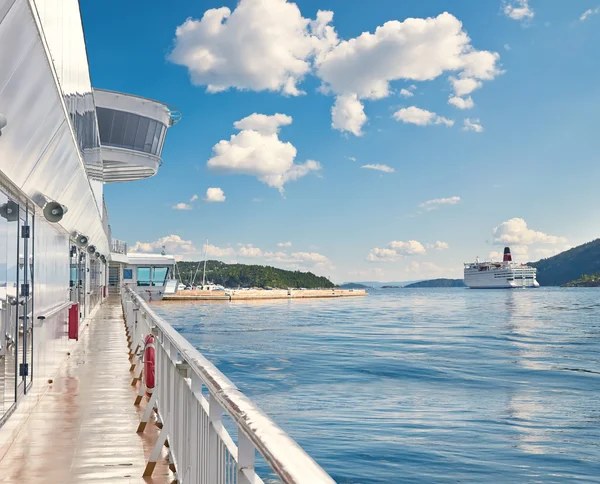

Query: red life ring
left=143, top=334, right=155, bottom=394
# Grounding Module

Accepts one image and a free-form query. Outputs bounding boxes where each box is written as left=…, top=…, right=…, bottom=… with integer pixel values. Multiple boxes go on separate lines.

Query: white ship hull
left=464, top=271, right=540, bottom=289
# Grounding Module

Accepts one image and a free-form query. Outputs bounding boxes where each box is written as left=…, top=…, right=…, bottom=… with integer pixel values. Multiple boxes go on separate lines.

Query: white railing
left=122, top=286, right=335, bottom=484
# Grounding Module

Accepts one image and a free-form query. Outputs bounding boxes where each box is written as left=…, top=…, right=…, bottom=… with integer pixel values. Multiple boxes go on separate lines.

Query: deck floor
left=0, top=297, right=172, bottom=483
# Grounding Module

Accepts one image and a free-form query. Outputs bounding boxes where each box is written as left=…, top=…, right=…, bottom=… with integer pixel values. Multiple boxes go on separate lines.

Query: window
left=137, top=267, right=151, bottom=286
left=123, top=269, right=133, bottom=280
left=152, top=267, right=168, bottom=286
left=96, top=107, right=167, bottom=155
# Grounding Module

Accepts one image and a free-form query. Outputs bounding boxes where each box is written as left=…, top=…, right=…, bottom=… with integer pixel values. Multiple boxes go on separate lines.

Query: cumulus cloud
left=131, top=235, right=197, bottom=255
left=462, top=118, right=484, bottom=132
left=419, top=196, right=461, bottom=210
left=388, top=240, right=427, bottom=255
left=426, top=241, right=449, bottom=250
left=331, top=93, right=367, bottom=136
left=238, top=245, right=263, bottom=257
left=400, top=88, right=414, bottom=98
left=170, top=4, right=501, bottom=137
left=450, top=77, right=482, bottom=96
left=580, top=7, right=600, bottom=21
left=190, top=194, right=199, bottom=202
left=503, top=0, right=534, bottom=21
left=346, top=156, right=357, bottom=161
left=366, top=248, right=398, bottom=262
left=361, top=164, right=395, bottom=173
left=448, top=96, right=474, bottom=110
left=207, top=113, right=321, bottom=193
left=277, top=241, right=292, bottom=247
left=172, top=203, right=192, bottom=210
left=492, top=218, right=567, bottom=245
left=393, top=107, right=454, bottom=127
left=204, top=187, right=226, bottom=202
left=168, top=0, right=337, bottom=96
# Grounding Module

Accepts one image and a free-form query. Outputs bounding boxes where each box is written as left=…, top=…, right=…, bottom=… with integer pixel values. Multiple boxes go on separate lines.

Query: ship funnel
left=503, top=247, right=512, bottom=262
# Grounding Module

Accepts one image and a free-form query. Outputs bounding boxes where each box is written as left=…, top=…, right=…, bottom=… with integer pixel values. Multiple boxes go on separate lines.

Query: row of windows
left=123, top=267, right=169, bottom=287
left=96, top=107, right=167, bottom=156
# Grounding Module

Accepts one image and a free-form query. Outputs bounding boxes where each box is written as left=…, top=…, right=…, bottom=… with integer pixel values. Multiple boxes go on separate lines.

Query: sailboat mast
left=202, top=239, right=208, bottom=287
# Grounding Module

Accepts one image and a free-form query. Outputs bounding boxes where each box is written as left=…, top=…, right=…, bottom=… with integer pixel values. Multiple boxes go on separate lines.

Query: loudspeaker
left=100, top=255, right=106, bottom=263
left=76, top=234, right=89, bottom=246
left=87, top=245, right=96, bottom=254
left=0, top=201, right=18, bottom=222
left=43, top=201, right=68, bottom=223
left=95, top=252, right=100, bottom=258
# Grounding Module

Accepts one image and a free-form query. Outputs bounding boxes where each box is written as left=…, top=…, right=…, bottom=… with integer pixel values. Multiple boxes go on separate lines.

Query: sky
left=81, top=0, right=600, bottom=283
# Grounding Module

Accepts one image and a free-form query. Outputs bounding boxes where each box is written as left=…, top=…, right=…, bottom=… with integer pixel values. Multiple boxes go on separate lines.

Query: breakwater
left=163, top=288, right=367, bottom=301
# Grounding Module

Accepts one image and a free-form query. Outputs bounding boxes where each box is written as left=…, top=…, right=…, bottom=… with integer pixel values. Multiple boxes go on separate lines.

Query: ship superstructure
left=464, top=247, right=539, bottom=289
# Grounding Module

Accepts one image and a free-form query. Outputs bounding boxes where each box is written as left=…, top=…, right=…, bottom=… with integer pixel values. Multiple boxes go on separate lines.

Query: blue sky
left=82, top=0, right=600, bottom=282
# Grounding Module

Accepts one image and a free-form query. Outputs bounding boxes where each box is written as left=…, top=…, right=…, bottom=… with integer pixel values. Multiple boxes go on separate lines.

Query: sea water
left=153, top=288, right=600, bottom=483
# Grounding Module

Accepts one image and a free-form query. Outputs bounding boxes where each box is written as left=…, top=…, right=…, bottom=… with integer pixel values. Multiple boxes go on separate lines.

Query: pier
left=163, top=288, right=367, bottom=301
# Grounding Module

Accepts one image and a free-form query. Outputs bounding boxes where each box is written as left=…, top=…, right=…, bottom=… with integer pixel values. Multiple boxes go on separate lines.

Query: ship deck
left=0, top=298, right=172, bottom=483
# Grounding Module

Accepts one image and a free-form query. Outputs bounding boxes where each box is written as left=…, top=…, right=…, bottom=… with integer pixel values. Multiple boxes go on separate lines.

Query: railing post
left=238, top=429, right=256, bottom=484
left=208, top=393, right=223, bottom=484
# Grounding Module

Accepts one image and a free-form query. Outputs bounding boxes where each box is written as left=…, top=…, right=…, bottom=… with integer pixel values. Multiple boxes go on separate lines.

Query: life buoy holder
left=143, top=334, right=155, bottom=395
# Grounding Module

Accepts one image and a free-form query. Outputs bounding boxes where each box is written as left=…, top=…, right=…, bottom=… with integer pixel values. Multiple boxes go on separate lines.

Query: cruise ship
left=0, top=1, right=333, bottom=482
left=464, top=247, right=539, bottom=289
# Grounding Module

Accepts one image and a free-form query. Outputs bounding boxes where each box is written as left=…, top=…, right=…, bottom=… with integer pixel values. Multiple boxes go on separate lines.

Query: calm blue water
left=154, top=288, right=600, bottom=483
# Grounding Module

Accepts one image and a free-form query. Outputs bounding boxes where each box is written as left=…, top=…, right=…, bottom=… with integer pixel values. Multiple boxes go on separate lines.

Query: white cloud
left=238, top=245, right=263, bottom=257
left=492, top=218, right=567, bottom=245
left=168, top=0, right=337, bottom=96
left=393, top=106, right=454, bottom=127
left=361, top=164, right=395, bottom=173
left=366, top=248, right=398, bottom=262
left=171, top=4, right=501, bottom=138
left=173, top=203, right=192, bottom=210
left=190, top=194, right=199, bottom=202
left=346, top=156, right=357, bottom=161
left=277, top=241, right=292, bottom=247
left=207, top=113, right=321, bottom=193
left=399, top=88, right=414, bottom=98
left=204, top=187, right=226, bottom=202
left=131, top=235, right=197, bottom=255
left=504, top=44, right=511, bottom=51
left=426, top=241, right=449, bottom=250
left=450, top=77, right=483, bottom=96
left=462, top=118, right=484, bottom=132
left=331, top=93, right=367, bottom=136
left=315, top=12, right=500, bottom=101
left=388, top=240, right=427, bottom=255
left=419, top=196, right=461, bottom=210
left=448, top=96, right=474, bottom=110
left=206, top=244, right=237, bottom=258
left=580, top=7, right=600, bottom=21
left=504, top=0, right=534, bottom=21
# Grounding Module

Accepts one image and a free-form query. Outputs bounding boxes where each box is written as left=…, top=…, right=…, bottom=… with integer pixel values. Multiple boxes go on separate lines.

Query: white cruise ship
left=464, top=247, right=539, bottom=289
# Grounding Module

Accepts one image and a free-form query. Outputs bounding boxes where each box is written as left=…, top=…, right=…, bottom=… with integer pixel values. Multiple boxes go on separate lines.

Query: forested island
left=175, top=260, right=334, bottom=289
left=340, top=283, right=372, bottom=289
left=404, top=279, right=466, bottom=288
left=561, top=274, right=600, bottom=287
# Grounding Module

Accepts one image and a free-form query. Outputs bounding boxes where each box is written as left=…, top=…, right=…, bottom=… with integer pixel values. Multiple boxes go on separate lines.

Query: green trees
left=530, top=239, right=600, bottom=286
left=174, top=260, right=334, bottom=289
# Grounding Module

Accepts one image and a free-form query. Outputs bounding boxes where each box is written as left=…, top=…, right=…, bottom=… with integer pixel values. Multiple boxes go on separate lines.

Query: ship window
left=110, top=110, right=127, bottom=146
left=137, top=267, right=151, bottom=286
left=97, top=107, right=113, bottom=143
left=152, top=267, right=168, bottom=286
left=123, top=269, right=133, bottom=280
left=123, top=113, right=139, bottom=148
left=143, top=119, right=157, bottom=153
left=134, top=117, right=150, bottom=152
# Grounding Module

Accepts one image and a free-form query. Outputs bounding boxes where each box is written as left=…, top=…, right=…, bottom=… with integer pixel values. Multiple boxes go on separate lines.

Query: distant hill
left=404, top=278, right=466, bottom=288
left=339, top=283, right=372, bottom=289
left=175, top=260, right=334, bottom=289
left=529, top=239, right=600, bottom=286
left=347, top=280, right=422, bottom=288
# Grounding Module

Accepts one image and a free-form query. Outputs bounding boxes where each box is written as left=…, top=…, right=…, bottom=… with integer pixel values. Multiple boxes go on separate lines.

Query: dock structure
left=163, top=288, right=368, bottom=301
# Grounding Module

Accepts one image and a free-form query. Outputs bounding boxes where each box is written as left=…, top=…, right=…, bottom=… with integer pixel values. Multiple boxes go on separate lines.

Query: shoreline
left=163, top=288, right=367, bottom=301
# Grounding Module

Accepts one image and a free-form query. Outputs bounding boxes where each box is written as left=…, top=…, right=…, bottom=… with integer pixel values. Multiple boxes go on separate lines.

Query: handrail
left=124, top=286, right=335, bottom=484
left=37, top=301, right=72, bottom=320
